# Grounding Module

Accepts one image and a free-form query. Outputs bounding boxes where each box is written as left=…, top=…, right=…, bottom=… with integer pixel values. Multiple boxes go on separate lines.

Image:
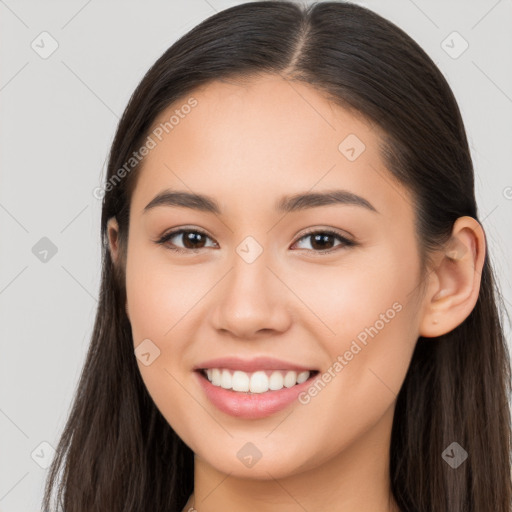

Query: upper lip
left=194, top=356, right=317, bottom=373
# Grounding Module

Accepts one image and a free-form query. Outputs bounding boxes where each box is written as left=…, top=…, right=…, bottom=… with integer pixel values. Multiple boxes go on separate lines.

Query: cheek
left=295, top=247, right=419, bottom=416
left=125, top=243, right=203, bottom=344
left=286, top=244, right=418, bottom=342
left=125, top=248, right=200, bottom=430
left=296, top=301, right=417, bottom=453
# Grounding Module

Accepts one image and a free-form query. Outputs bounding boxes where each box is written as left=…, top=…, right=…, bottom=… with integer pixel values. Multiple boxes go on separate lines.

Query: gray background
left=1, top=0, right=511, bottom=510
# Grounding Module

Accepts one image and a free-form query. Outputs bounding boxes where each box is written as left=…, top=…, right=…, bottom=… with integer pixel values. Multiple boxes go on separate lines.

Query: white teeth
left=211, top=368, right=222, bottom=386
left=250, top=371, right=268, bottom=393
left=269, top=371, right=284, bottom=390
left=284, top=371, right=297, bottom=388
left=297, top=370, right=309, bottom=384
left=232, top=371, right=250, bottom=392
left=203, top=368, right=312, bottom=393
left=221, top=369, right=231, bottom=389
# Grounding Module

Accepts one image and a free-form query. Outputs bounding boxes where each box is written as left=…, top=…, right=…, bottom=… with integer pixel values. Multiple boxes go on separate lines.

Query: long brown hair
left=42, top=2, right=512, bottom=511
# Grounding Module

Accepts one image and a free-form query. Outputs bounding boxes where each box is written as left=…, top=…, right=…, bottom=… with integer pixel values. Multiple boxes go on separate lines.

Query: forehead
left=147, top=74, right=377, bottom=167
left=130, top=75, right=414, bottom=223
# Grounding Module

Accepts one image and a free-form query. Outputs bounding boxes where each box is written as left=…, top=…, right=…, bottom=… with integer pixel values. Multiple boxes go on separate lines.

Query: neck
left=183, top=403, right=400, bottom=512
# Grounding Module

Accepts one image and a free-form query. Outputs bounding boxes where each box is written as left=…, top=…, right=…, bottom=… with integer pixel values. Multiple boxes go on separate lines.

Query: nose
left=209, top=253, right=293, bottom=340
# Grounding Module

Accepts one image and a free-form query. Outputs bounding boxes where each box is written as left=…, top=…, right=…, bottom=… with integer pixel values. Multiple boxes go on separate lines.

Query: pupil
left=184, top=232, right=205, bottom=249
left=312, top=234, right=334, bottom=250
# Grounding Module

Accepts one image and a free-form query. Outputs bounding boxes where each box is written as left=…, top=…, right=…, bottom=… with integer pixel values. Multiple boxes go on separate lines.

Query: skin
left=107, top=74, right=485, bottom=512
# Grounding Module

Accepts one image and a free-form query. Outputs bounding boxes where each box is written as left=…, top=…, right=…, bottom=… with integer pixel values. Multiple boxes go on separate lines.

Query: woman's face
left=115, top=75, right=427, bottom=479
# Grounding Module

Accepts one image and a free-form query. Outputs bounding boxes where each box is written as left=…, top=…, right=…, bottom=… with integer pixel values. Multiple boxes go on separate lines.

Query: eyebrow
left=143, top=189, right=378, bottom=215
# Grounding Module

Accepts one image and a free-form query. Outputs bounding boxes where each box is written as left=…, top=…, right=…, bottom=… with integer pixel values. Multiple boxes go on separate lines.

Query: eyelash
left=154, top=227, right=356, bottom=254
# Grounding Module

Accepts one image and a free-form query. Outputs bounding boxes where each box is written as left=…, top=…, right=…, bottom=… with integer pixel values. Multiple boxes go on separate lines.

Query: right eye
left=155, top=228, right=219, bottom=253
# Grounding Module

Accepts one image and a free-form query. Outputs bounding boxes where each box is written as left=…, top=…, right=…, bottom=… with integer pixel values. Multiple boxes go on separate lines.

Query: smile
left=201, top=368, right=313, bottom=393
left=195, top=368, right=320, bottom=419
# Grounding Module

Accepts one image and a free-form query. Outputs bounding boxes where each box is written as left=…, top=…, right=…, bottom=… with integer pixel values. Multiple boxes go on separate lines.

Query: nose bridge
left=231, top=244, right=271, bottom=295
left=210, top=237, right=291, bottom=336
left=226, top=242, right=276, bottom=312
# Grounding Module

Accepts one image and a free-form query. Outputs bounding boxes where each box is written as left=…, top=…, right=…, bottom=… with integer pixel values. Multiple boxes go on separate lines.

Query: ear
left=418, top=216, right=486, bottom=338
left=106, top=216, right=120, bottom=264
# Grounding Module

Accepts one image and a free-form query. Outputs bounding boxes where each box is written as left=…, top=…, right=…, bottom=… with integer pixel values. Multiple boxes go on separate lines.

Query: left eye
left=155, top=229, right=355, bottom=253
left=292, top=230, right=355, bottom=252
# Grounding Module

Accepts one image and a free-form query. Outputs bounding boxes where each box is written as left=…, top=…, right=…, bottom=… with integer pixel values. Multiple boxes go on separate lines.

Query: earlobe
left=107, top=217, right=120, bottom=263
left=418, top=216, right=486, bottom=338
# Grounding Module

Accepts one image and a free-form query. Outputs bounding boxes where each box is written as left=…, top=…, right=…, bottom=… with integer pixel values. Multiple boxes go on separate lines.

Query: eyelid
left=293, top=226, right=354, bottom=243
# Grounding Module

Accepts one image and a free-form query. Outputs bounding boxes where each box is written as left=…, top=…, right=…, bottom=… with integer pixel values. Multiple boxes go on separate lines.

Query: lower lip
left=194, top=370, right=318, bottom=419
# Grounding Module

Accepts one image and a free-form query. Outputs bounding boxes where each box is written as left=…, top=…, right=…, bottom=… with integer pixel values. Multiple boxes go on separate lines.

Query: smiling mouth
left=197, top=368, right=320, bottom=394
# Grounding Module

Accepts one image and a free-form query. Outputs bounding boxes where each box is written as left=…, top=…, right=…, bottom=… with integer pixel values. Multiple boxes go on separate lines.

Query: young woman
left=42, top=2, right=511, bottom=511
